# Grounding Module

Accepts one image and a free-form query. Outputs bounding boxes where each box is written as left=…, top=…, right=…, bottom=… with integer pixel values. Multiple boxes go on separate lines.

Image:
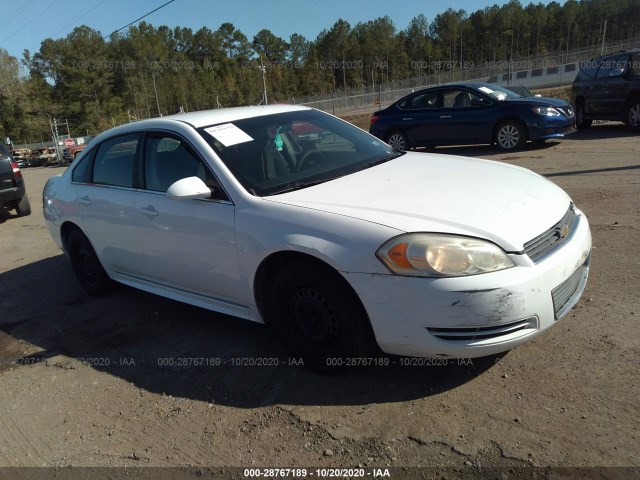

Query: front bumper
left=528, top=119, right=576, bottom=140
left=344, top=210, right=592, bottom=358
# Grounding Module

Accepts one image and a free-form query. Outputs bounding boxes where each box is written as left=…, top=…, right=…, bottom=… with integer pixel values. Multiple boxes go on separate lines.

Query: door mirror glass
left=609, top=68, right=624, bottom=78
left=166, top=176, right=211, bottom=200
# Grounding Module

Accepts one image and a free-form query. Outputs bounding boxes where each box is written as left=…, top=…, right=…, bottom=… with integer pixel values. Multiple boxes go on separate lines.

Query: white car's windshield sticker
left=204, top=123, right=254, bottom=147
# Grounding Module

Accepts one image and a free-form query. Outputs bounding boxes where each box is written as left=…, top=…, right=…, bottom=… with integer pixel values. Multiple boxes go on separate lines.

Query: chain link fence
left=300, top=36, right=640, bottom=115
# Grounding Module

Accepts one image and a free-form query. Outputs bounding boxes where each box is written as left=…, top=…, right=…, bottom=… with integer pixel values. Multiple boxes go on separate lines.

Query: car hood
left=265, top=152, right=571, bottom=252
left=505, top=96, right=572, bottom=108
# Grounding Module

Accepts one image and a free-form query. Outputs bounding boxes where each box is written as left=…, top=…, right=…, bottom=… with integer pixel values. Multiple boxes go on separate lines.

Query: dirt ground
left=0, top=122, right=638, bottom=479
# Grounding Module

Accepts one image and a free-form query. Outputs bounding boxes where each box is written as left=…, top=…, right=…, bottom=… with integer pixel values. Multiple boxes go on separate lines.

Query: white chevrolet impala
left=43, top=105, right=591, bottom=372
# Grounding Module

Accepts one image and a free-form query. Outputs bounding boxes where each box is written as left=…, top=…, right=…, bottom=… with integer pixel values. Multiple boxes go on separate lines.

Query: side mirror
left=609, top=68, right=624, bottom=78
left=166, top=176, right=211, bottom=200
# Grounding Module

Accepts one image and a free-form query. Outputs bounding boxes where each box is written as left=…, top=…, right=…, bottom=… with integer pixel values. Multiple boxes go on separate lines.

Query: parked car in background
left=28, top=148, right=49, bottom=167
left=11, top=148, right=31, bottom=167
left=501, top=84, right=541, bottom=97
left=62, top=137, right=93, bottom=164
left=0, top=144, right=31, bottom=217
left=42, top=147, right=59, bottom=166
left=369, top=82, right=575, bottom=151
left=571, top=49, right=640, bottom=131
left=44, top=105, right=591, bottom=372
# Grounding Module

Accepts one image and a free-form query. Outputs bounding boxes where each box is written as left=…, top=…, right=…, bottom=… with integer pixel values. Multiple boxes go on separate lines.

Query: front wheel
left=67, top=229, right=115, bottom=296
left=270, top=260, right=377, bottom=373
left=625, top=98, right=640, bottom=132
left=386, top=131, right=409, bottom=152
left=495, top=121, right=526, bottom=151
left=575, top=101, right=592, bottom=129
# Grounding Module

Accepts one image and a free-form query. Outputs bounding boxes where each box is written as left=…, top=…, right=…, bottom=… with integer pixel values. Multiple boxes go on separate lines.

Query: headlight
left=376, top=233, right=515, bottom=277
left=532, top=106, right=561, bottom=117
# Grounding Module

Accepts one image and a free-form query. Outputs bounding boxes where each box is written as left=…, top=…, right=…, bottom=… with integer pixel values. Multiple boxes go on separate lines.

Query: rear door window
left=91, top=134, right=139, bottom=188
left=399, top=91, right=441, bottom=110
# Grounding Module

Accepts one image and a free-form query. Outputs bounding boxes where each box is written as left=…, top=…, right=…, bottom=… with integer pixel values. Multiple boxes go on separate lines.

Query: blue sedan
left=369, top=82, right=575, bottom=151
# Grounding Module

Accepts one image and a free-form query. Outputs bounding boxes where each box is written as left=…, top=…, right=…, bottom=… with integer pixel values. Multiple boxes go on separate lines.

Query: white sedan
left=43, top=105, right=592, bottom=372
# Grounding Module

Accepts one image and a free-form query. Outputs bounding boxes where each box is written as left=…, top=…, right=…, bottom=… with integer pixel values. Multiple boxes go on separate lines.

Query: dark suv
left=0, top=144, right=31, bottom=217
left=571, top=49, right=640, bottom=131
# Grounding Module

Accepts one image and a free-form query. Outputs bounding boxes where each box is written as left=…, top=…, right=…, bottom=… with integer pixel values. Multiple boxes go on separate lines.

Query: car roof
left=149, top=104, right=309, bottom=129
left=91, top=104, right=313, bottom=142
left=590, top=48, right=640, bottom=60
left=407, top=82, right=504, bottom=92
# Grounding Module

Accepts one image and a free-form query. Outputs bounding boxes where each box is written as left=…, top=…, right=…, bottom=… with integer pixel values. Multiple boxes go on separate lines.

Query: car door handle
left=440, top=115, right=452, bottom=119
left=139, top=205, right=159, bottom=217
left=402, top=117, right=413, bottom=121
left=77, top=195, right=91, bottom=206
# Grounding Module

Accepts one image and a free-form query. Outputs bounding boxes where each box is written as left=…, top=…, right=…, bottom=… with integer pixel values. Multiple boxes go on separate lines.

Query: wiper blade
left=269, top=177, right=339, bottom=195
left=359, top=151, right=405, bottom=170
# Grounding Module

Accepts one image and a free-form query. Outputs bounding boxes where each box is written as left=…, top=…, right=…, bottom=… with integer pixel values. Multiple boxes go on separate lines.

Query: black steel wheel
left=270, top=260, right=376, bottom=373
left=67, top=229, right=115, bottom=296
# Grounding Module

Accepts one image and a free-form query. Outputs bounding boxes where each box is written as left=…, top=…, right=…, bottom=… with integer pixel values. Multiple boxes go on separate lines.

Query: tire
left=386, top=131, right=409, bottom=152
left=270, top=260, right=377, bottom=373
left=575, top=101, right=592, bottom=129
left=67, top=229, right=115, bottom=296
left=495, top=120, right=526, bottom=151
left=15, top=194, right=31, bottom=217
left=625, top=97, right=640, bottom=132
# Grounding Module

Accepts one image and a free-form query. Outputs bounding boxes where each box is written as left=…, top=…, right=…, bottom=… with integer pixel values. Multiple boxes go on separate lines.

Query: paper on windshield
left=478, top=86, right=495, bottom=94
left=204, top=123, right=254, bottom=147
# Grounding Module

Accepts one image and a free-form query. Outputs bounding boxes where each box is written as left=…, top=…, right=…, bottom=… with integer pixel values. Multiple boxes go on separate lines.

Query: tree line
left=1, top=0, right=638, bottom=143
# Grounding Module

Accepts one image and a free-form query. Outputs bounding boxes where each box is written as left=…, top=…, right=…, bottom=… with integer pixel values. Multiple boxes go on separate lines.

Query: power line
left=0, top=0, right=61, bottom=46
left=50, top=0, right=109, bottom=39
left=0, top=0, right=37, bottom=31
left=101, top=0, right=177, bottom=40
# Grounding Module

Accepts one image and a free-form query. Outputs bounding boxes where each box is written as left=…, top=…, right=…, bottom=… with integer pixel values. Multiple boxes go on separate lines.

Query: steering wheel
left=296, top=150, right=327, bottom=171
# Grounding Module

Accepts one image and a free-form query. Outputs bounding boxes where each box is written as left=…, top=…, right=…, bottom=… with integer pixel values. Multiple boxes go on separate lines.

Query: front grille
left=524, top=204, right=579, bottom=263
left=552, top=255, right=590, bottom=319
left=427, top=317, right=538, bottom=342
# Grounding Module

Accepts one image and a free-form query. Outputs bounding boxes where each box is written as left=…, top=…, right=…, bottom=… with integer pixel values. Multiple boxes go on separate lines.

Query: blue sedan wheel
left=386, top=131, right=408, bottom=152
left=496, top=121, right=525, bottom=151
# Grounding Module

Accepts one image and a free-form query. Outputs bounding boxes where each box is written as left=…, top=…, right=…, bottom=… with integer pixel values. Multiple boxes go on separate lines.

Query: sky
left=0, top=0, right=552, bottom=68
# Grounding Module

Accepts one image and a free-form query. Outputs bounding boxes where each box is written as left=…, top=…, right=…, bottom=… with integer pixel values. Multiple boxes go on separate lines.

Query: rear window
left=0, top=144, right=11, bottom=161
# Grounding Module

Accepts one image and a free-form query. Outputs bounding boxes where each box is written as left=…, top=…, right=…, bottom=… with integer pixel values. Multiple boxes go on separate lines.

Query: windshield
left=477, top=84, right=522, bottom=101
left=198, top=109, right=401, bottom=196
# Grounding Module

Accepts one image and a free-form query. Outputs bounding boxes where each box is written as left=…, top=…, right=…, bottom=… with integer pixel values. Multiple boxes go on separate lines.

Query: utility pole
left=260, top=55, right=268, bottom=106
left=152, top=72, right=162, bottom=117
left=601, top=19, right=608, bottom=55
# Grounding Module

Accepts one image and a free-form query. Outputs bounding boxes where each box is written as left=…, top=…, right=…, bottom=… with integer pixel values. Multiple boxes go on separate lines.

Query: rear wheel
left=495, top=121, right=526, bottom=151
left=67, top=229, right=115, bottom=296
left=386, top=131, right=409, bottom=152
left=575, top=101, right=592, bottom=129
left=15, top=194, right=31, bottom=217
left=625, top=97, right=640, bottom=132
left=270, top=260, right=377, bottom=373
